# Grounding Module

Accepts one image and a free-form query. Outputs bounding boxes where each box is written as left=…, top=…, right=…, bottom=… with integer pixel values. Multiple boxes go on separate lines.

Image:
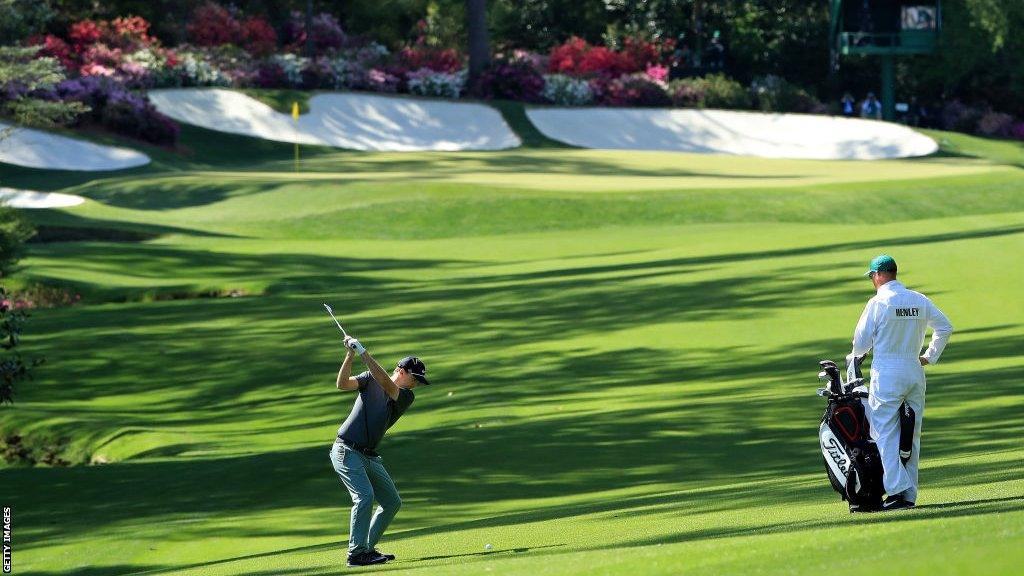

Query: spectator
left=708, top=30, right=726, bottom=72
left=671, top=33, right=693, bottom=80
left=861, top=92, right=882, bottom=120
left=841, top=92, right=856, bottom=117
left=907, top=96, right=929, bottom=127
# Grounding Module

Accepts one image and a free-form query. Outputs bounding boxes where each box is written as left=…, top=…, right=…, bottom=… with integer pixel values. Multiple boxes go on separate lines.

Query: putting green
left=1, top=112, right=1022, bottom=576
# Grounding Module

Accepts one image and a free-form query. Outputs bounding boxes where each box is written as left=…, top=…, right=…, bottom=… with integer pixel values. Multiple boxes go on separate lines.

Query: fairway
left=1, top=115, right=1022, bottom=576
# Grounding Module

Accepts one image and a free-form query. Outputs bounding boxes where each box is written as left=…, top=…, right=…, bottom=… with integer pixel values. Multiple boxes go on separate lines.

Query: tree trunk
left=305, top=0, right=314, bottom=57
left=466, top=0, right=490, bottom=87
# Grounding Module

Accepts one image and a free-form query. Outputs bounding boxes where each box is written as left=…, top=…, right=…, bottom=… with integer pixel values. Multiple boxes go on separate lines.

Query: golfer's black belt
left=337, top=437, right=380, bottom=457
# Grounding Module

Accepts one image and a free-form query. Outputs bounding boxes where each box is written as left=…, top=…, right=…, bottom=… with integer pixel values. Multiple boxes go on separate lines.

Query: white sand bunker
left=0, top=187, right=85, bottom=208
left=526, top=108, right=938, bottom=160
left=0, top=122, right=150, bottom=171
left=149, top=88, right=521, bottom=151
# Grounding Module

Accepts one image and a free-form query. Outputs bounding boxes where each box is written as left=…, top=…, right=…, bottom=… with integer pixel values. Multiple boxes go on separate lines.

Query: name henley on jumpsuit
left=847, top=280, right=953, bottom=379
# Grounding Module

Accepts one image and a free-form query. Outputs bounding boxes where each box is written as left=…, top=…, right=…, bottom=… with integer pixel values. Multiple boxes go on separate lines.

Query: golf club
left=322, top=303, right=348, bottom=337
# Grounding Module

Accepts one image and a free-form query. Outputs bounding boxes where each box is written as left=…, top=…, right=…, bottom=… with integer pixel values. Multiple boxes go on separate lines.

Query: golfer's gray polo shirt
left=337, top=371, right=415, bottom=450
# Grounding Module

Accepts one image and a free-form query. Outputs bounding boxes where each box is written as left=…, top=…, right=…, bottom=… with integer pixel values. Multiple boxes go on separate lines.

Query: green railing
left=839, top=30, right=937, bottom=55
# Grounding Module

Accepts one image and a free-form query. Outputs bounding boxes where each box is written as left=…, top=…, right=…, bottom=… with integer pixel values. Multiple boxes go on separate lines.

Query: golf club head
left=818, top=360, right=843, bottom=394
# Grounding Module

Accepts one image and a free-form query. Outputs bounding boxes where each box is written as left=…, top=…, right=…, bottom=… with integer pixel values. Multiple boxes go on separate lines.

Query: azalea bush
left=1012, top=122, right=1024, bottom=141
left=548, top=36, right=668, bottom=79
left=597, top=73, right=670, bottom=107
left=271, top=53, right=308, bottom=87
left=283, top=11, right=348, bottom=52
left=940, top=100, right=985, bottom=134
left=43, top=15, right=168, bottom=83
left=541, top=74, right=593, bottom=105
left=976, top=111, right=1015, bottom=137
left=508, top=49, right=546, bottom=71
left=186, top=3, right=240, bottom=47
left=47, top=76, right=178, bottom=144
left=154, top=49, right=232, bottom=87
left=187, top=2, right=278, bottom=57
left=472, top=59, right=544, bottom=102
left=399, top=46, right=461, bottom=74
left=407, top=68, right=466, bottom=98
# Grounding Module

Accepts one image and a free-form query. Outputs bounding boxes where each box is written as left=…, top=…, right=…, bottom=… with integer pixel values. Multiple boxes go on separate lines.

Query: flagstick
left=292, top=101, right=300, bottom=171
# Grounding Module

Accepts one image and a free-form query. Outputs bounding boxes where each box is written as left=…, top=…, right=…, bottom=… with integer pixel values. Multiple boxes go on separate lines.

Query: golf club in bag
left=816, top=355, right=915, bottom=512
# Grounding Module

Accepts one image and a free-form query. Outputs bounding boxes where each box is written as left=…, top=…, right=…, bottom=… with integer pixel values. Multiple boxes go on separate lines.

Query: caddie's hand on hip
left=919, top=356, right=929, bottom=366
left=344, top=336, right=366, bottom=355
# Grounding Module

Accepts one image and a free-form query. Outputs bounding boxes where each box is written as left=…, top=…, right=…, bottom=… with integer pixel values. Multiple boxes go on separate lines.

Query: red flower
left=399, top=46, right=462, bottom=73
left=164, top=48, right=180, bottom=67
left=621, top=37, right=661, bottom=71
left=241, top=16, right=277, bottom=56
left=107, top=16, right=155, bottom=50
left=548, top=36, right=590, bottom=74
left=33, top=34, right=77, bottom=70
left=187, top=2, right=242, bottom=46
left=578, top=46, right=634, bottom=77
left=69, top=19, right=105, bottom=47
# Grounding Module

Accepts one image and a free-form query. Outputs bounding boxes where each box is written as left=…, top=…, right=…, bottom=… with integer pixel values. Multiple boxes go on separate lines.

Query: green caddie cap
left=864, top=254, right=897, bottom=276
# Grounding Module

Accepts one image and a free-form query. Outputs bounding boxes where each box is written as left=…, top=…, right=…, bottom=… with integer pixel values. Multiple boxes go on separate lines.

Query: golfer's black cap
left=398, top=356, right=431, bottom=385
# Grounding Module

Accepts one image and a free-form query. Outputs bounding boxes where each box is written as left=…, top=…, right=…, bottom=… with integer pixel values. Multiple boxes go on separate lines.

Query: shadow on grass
left=6, top=323, right=1020, bottom=544
left=22, top=210, right=236, bottom=241
left=3, top=218, right=1022, bottom=576
left=611, top=494, right=1024, bottom=550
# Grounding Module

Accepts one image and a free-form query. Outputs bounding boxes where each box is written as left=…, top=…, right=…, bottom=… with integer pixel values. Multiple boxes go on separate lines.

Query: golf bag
left=816, top=357, right=915, bottom=512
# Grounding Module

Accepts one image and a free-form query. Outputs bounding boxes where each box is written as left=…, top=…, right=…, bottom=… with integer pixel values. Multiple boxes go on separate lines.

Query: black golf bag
left=816, top=357, right=915, bottom=512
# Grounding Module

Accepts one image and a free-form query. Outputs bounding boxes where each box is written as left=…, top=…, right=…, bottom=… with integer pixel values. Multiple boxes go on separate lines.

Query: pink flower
left=645, top=64, right=668, bottom=83
left=119, top=61, right=147, bottom=76
left=80, top=63, right=116, bottom=76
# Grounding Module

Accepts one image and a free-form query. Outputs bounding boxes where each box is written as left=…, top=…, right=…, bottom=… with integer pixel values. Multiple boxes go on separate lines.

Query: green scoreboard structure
left=830, top=0, right=941, bottom=120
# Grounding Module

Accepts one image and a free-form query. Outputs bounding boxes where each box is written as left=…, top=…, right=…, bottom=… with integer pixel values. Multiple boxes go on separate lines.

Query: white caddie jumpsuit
left=847, top=280, right=953, bottom=503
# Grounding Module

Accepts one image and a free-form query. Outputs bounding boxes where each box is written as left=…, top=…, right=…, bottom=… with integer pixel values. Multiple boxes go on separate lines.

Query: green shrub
left=0, top=205, right=34, bottom=279
left=750, top=75, right=822, bottom=113
left=696, top=74, right=751, bottom=110
left=667, top=78, right=705, bottom=108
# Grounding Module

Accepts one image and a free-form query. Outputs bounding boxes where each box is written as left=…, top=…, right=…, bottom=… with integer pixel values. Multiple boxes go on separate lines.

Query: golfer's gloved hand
left=343, top=336, right=366, bottom=355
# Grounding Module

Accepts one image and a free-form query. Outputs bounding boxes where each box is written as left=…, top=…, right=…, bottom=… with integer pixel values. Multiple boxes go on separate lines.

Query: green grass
left=1, top=115, right=1022, bottom=576
left=239, top=88, right=313, bottom=115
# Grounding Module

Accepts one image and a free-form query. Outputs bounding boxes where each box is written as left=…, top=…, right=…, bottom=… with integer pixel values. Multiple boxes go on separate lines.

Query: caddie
left=848, top=254, right=953, bottom=511
left=330, top=334, right=431, bottom=566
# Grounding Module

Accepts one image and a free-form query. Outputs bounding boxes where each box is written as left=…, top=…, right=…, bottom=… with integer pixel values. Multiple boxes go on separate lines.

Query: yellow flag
left=291, top=101, right=300, bottom=121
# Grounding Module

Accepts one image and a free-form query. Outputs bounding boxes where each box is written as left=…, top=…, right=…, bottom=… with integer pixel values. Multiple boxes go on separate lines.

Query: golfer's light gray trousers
left=329, top=441, right=402, bottom=555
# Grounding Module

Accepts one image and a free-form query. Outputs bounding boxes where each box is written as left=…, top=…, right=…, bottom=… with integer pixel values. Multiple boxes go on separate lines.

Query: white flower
left=542, top=74, right=593, bottom=106
left=407, top=68, right=467, bottom=99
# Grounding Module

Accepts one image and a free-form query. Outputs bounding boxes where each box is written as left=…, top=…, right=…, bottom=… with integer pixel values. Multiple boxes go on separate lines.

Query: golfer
left=330, top=334, right=430, bottom=566
left=848, top=255, right=952, bottom=510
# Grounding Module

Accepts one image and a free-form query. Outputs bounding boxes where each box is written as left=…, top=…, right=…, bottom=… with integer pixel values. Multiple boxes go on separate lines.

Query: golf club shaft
left=322, top=303, right=348, bottom=337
